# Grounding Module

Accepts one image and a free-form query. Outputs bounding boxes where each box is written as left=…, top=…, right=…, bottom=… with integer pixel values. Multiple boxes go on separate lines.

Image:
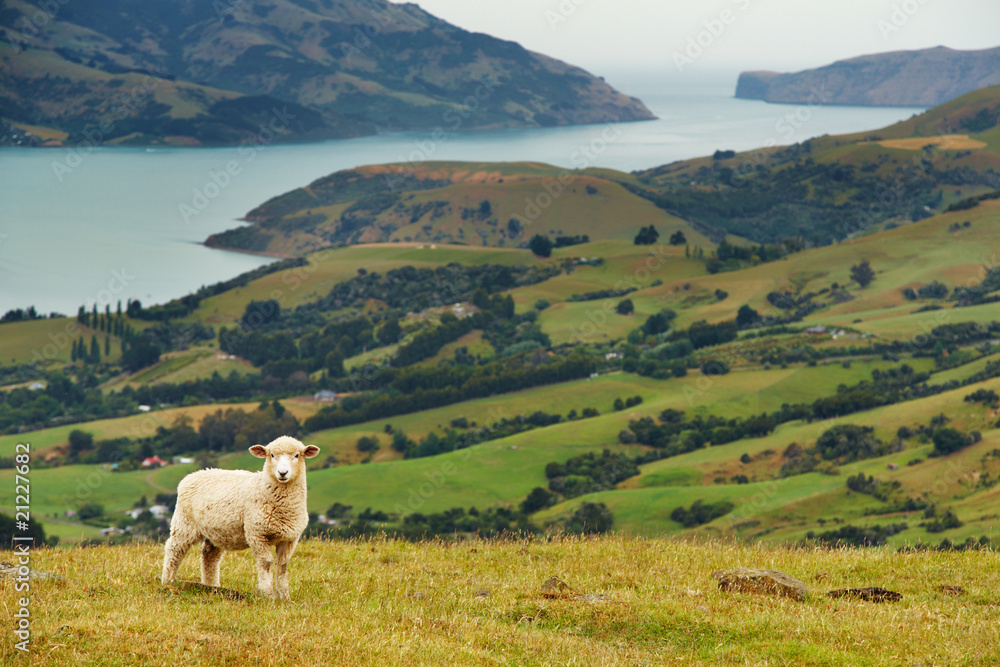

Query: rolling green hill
left=0, top=0, right=652, bottom=146
left=207, top=85, right=1000, bottom=255
left=635, top=84, right=1000, bottom=245
left=205, top=162, right=711, bottom=254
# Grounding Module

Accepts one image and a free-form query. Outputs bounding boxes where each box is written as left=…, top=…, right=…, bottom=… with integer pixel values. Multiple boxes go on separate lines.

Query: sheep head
left=250, top=436, right=320, bottom=484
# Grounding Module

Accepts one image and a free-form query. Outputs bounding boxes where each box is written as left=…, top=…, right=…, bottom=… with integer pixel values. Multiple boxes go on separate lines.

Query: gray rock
left=939, top=584, right=965, bottom=596
left=713, top=568, right=809, bottom=601
left=0, top=561, right=64, bottom=581
left=473, top=589, right=490, bottom=598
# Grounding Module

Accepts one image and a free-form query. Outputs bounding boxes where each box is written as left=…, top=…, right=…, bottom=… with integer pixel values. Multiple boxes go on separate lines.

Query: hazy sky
left=393, top=0, right=1000, bottom=81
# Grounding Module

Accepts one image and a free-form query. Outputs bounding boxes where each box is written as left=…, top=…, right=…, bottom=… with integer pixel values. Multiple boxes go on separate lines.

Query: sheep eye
left=295, top=454, right=300, bottom=459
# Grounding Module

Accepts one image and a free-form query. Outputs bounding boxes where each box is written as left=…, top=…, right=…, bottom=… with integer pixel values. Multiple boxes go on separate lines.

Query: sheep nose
left=277, top=470, right=289, bottom=479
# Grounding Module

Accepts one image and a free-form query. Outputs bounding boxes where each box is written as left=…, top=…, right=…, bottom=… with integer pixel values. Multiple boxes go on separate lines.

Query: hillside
left=1, top=539, right=997, bottom=665
left=634, top=84, right=1000, bottom=245
left=207, top=86, right=1000, bottom=253
left=0, top=0, right=653, bottom=146
left=205, top=162, right=712, bottom=255
left=735, top=46, right=1000, bottom=106
left=3, top=190, right=1000, bottom=552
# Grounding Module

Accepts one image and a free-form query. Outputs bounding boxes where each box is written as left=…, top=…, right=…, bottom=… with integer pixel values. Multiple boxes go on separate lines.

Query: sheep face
left=249, top=436, right=320, bottom=485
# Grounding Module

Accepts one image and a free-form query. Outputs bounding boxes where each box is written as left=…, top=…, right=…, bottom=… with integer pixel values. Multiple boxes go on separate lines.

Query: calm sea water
left=0, top=80, right=923, bottom=315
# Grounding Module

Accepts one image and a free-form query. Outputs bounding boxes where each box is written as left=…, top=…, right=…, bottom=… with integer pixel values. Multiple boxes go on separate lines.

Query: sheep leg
left=248, top=539, right=276, bottom=598
left=275, top=540, right=297, bottom=601
left=161, top=529, right=200, bottom=585
left=200, top=539, right=224, bottom=587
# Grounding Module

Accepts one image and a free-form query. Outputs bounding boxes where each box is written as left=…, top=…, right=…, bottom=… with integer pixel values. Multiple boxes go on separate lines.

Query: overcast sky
left=393, top=0, right=1000, bottom=82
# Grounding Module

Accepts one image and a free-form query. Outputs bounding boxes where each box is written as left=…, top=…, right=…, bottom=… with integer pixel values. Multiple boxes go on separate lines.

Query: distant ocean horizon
left=0, top=78, right=923, bottom=315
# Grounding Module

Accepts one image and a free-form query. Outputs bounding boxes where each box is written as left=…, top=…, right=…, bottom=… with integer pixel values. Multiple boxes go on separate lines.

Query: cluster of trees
left=930, top=427, right=979, bottom=457
left=923, top=507, right=964, bottom=533
left=902, top=281, right=949, bottom=301
left=63, top=402, right=298, bottom=466
left=70, top=302, right=164, bottom=371
left=629, top=139, right=991, bottom=245
left=308, top=505, right=541, bottom=540
left=307, top=263, right=559, bottom=315
left=846, top=473, right=900, bottom=502
left=622, top=311, right=737, bottom=380
left=781, top=426, right=903, bottom=477
left=306, top=499, right=615, bottom=540
left=1, top=306, right=45, bottom=323
left=71, top=335, right=109, bottom=364
left=749, top=322, right=1000, bottom=368
left=0, top=511, right=55, bottom=548
left=806, top=522, right=909, bottom=547
left=633, top=225, right=659, bottom=245
left=529, top=234, right=554, bottom=257
left=121, top=370, right=266, bottom=407
left=398, top=405, right=602, bottom=460
left=216, top=263, right=555, bottom=381
left=952, top=267, right=1000, bottom=307
left=304, top=350, right=597, bottom=432
left=0, top=373, right=136, bottom=435
left=543, top=449, right=639, bottom=499
left=127, top=257, right=308, bottom=321
left=567, top=287, right=636, bottom=303
left=626, top=410, right=778, bottom=454
left=553, top=234, right=589, bottom=248
left=965, top=388, right=999, bottom=406
left=670, top=500, right=735, bottom=527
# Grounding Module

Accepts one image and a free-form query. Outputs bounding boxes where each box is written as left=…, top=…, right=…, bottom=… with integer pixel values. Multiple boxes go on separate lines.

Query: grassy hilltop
left=2, top=538, right=999, bottom=665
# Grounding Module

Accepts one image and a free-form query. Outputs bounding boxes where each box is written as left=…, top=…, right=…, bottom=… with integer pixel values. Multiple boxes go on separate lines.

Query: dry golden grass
left=2, top=537, right=998, bottom=665
left=875, top=135, right=987, bottom=150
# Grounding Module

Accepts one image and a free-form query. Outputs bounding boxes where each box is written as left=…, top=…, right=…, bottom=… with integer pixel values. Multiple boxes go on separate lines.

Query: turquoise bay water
left=0, top=81, right=922, bottom=314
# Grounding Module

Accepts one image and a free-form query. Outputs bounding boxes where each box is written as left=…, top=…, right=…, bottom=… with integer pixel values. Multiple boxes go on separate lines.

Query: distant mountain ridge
left=736, top=46, right=1000, bottom=107
left=0, top=0, right=653, bottom=146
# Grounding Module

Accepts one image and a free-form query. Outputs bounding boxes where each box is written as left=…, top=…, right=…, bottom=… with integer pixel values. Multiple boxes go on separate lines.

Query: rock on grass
left=712, top=568, right=809, bottom=601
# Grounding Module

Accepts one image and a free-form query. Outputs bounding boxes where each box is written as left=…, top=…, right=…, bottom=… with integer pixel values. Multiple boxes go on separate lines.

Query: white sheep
left=161, top=436, right=320, bottom=599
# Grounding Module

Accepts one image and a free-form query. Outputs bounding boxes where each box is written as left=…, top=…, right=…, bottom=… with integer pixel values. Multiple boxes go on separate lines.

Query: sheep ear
left=303, top=445, right=320, bottom=458
left=249, top=445, right=268, bottom=458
